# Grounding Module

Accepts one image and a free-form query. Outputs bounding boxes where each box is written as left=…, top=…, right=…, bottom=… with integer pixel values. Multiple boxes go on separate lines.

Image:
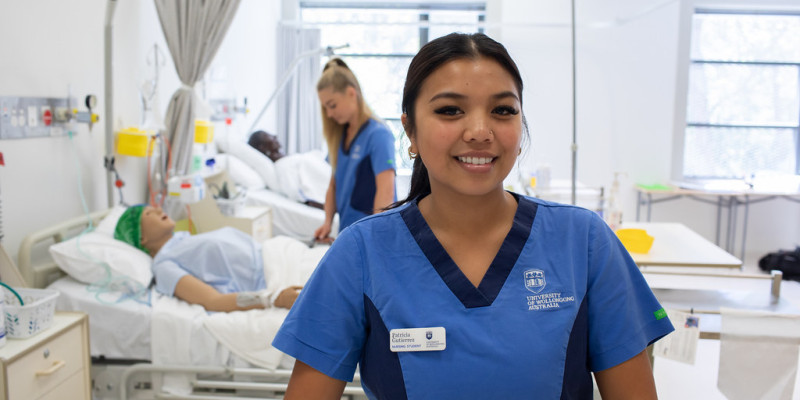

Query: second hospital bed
left=17, top=208, right=363, bottom=400
left=213, top=135, right=338, bottom=244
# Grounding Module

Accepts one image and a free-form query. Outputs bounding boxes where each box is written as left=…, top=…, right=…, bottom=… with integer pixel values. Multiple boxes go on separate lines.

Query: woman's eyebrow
left=492, top=91, right=520, bottom=101
left=429, top=91, right=520, bottom=103
left=429, top=92, right=466, bottom=103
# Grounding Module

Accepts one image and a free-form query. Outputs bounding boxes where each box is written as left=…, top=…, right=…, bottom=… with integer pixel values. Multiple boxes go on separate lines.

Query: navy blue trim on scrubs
left=561, top=297, right=593, bottom=399
left=361, top=295, right=408, bottom=400
left=340, top=119, right=372, bottom=154
left=350, top=155, right=376, bottom=213
left=400, top=193, right=537, bottom=309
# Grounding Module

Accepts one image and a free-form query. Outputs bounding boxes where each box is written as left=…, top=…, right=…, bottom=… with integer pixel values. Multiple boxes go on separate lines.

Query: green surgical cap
left=114, top=205, right=147, bottom=253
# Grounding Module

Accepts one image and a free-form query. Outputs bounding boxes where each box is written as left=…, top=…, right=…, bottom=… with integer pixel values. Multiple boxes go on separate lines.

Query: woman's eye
left=493, top=106, right=519, bottom=116
left=434, top=106, right=461, bottom=116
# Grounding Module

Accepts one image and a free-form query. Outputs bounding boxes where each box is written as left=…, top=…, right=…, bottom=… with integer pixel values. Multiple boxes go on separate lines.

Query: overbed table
left=621, top=222, right=795, bottom=339
left=619, top=222, right=742, bottom=270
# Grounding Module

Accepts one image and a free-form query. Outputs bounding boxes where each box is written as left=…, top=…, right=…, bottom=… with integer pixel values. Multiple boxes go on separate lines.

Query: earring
left=518, top=148, right=522, bottom=156
left=408, top=147, right=417, bottom=159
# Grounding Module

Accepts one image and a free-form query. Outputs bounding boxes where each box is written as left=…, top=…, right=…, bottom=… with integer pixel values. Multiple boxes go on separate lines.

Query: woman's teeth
left=458, top=156, right=493, bottom=165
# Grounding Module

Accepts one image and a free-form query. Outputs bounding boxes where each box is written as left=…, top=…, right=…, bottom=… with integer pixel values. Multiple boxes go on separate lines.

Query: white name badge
left=389, top=327, right=446, bottom=352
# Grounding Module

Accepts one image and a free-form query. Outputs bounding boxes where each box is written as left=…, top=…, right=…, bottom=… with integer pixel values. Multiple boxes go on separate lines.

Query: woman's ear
left=346, top=86, right=357, bottom=99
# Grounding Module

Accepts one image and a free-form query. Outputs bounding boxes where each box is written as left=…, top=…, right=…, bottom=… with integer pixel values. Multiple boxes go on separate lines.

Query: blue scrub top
left=334, top=118, right=396, bottom=231
left=273, top=194, right=674, bottom=399
left=152, top=227, right=266, bottom=297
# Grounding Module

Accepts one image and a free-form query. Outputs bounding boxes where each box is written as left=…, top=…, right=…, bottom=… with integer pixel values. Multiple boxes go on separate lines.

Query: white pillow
left=224, top=153, right=266, bottom=190
left=49, top=232, right=153, bottom=288
left=94, top=205, right=128, bottom=236
left=228, top=141, right=279, bottom=190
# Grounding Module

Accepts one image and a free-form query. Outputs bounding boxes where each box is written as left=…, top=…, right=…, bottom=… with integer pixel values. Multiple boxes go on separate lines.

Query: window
left=684, top=11, right=800, bottom=179
left=301, top=2, right=485, bottom=169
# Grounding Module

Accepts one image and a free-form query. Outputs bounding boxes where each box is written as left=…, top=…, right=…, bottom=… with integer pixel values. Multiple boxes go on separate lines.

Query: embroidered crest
left=524, top=269, right=546, bottom=294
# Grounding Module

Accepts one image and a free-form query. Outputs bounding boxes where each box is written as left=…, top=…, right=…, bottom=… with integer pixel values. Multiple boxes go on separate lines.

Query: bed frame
left=16, top=209, right=366, bottom=400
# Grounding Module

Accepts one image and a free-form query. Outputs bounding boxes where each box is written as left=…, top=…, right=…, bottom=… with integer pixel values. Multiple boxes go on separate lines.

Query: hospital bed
left=209, top=148, right=338, bottom=243
left=17, top=209, right=363, bottom=400
left=245, top=188, right=337, bottom=243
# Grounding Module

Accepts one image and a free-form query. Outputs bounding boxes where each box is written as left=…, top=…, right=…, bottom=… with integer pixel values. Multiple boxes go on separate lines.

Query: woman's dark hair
left=389, top=32, right=526, bottom=209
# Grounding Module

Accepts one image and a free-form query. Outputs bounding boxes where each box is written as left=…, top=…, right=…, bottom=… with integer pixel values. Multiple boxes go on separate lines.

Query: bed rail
left=17, top=209, right=110, bottom=289
left=121, top=363, right=366, bottom=400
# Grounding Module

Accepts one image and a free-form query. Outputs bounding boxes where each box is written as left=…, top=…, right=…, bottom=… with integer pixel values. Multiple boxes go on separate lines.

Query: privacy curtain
left=276, top=25, right=322, bottom=155
left=155, top=0, right=241, bottom=177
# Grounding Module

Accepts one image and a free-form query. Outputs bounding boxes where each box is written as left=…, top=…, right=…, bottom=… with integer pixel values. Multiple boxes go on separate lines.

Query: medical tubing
left=0, top=281, right=24, bottom=306
left=145, top=134, right=173, bottom=208
left=185, top=204, right=194, bottom=234
left=147, top=136, right=156, bottom=206
left=160, top=134, right=173, bottom=208
left=68, top=130, right=94, bottom=230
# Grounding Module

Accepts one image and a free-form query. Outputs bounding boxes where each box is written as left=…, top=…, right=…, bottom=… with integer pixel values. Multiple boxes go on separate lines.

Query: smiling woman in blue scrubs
left=313, top=58, right=396, bottom=243
left=274, top=33, right=674, bottom=400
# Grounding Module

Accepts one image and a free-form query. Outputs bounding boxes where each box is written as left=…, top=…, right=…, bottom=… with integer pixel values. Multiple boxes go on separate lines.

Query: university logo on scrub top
left=524, top=268, right=576, bottom=311
left=425, top=330, right=433, bottom=340
left=524, top=269, right=546, bottom=294
left=351, top=144, right=362, bottom=160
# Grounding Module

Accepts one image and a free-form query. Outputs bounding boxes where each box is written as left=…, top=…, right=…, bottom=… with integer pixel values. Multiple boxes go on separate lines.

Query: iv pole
left=104, top=0, right=118, bottom=208
left=248, top=44, right=349, bottom=133
left=570, top=0, right=578, bottom=206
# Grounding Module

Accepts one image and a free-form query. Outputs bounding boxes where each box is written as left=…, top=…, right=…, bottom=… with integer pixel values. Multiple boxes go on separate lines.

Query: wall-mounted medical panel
left=0, top=96, right=74, bottom=140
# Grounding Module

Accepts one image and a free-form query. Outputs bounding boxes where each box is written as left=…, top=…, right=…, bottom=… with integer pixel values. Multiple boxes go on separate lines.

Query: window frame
left=300, top=1, right=486, bottom=170
left=673, top=3, right=800, bottom=182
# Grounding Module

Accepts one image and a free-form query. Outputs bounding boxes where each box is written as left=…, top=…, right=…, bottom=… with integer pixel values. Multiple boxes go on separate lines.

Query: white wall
left=0, top=0, right=279, bottom=263
left=494, top=0, right=799, bottom=266
left=2, top=0, right=796, bottom=267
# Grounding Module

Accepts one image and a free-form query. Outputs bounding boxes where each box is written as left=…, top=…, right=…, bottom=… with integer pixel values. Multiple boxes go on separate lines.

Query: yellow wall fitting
left=116, top=127, right=155, bottom=157
left=194, top=119, right=214, bottom=144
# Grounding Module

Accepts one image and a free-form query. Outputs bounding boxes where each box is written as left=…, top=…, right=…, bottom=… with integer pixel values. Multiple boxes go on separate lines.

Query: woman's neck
left=346, top=114, right=368, bottom=139
left=419, top=187, right=517, bottom=237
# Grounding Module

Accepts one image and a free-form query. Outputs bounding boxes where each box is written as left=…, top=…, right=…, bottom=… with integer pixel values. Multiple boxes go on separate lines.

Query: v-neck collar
left=341, top=118, right=372, bottom=154
left=400, top=193, right=538, bottom=308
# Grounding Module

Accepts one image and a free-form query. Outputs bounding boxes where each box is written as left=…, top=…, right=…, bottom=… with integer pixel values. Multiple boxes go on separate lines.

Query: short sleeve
left=152, top=259, right=189, bottom=297
left=586, top=215, right=674, bottom=371
left=272, top=230, right=367, bottom=382
left=368, top=125, right=396, bottom=175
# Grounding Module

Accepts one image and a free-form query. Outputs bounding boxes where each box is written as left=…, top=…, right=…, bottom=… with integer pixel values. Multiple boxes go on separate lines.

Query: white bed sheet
left=49, top=276, right=152, bottom=360
left=46, top=276, right=253, bottom=367
left=246, top=188, right=338, bottom=242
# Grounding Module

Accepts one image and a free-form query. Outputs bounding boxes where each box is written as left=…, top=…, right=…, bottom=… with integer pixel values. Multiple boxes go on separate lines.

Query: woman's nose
left=463, top=118, right=492, bottom=142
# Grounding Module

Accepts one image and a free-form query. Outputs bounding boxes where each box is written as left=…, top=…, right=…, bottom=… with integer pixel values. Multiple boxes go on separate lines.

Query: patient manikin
left=248, top=130, right=284, bottom=162
left=114, top=205, right=302, bottom=311
left=248, top=131, right=326, bottom=210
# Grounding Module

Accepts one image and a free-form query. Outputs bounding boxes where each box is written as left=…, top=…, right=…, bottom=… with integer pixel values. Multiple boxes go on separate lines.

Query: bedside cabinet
left=229, top=206, right=273, bottom=243
left=0, top=312, right=90, bottom=400
left=189, top=195, right=273, bottom=242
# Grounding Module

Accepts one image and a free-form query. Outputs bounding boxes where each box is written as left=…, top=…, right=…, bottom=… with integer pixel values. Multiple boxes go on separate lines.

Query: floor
left=642, top=259, right=800, bottom=400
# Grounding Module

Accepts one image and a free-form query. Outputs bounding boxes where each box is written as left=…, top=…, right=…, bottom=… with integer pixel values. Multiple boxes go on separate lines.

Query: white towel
left=717, top=307, right=800, bottom=400
left=203, top=235, right=329, bottom=370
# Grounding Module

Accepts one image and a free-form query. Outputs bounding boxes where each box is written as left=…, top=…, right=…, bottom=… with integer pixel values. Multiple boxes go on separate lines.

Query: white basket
left=216, top=195, right=246, bottom=217
left=3, top=288, right=59, bottom=339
